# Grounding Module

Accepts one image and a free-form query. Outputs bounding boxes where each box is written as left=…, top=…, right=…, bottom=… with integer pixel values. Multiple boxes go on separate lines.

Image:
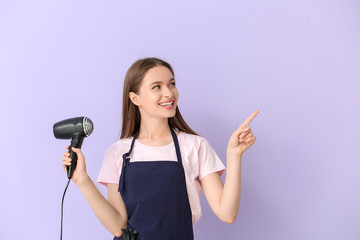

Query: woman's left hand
left=227, top=110, right=259, bottom=159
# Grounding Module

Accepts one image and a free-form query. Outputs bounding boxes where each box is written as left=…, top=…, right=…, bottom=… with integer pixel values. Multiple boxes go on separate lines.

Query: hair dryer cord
left=60, top=179, right=71, bottom=240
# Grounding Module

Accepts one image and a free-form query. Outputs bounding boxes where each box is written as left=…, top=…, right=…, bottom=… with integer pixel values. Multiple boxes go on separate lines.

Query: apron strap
left=170, top=127, right=182, bottom=164
left=119, top=131, right=138, bottom=193
left=126, top=130, right=138, bottom=157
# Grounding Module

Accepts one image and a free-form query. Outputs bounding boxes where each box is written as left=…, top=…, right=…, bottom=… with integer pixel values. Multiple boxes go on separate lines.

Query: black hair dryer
left=53, top=116, right=94, bottom=179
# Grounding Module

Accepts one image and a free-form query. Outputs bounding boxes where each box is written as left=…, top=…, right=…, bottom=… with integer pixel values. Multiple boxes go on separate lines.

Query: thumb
left=71, top=147, right=84, bottom=157
left=233, top=126, right=249, bottom=137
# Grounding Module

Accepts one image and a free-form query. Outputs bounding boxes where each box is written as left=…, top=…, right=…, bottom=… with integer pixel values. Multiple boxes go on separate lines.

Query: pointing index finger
left=241, top=110, right=259, bottom=127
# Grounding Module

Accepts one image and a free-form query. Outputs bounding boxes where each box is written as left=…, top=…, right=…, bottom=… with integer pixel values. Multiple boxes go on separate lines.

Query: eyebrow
left=149, top=78, right=175, bottom=86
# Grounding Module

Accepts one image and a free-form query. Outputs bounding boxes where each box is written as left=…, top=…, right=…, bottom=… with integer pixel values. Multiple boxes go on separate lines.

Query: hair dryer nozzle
left=53, top=116, right=94, bottom=139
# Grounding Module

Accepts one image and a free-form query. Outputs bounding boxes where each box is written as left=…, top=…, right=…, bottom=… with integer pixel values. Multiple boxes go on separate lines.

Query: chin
left=165, top=111, right=176, bottom=118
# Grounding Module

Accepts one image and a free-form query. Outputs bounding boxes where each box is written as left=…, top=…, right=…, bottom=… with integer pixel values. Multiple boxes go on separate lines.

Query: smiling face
left=129, top=66, right=179, bottom=121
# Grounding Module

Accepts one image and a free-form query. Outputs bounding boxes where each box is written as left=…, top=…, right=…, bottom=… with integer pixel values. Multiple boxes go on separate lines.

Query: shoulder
left=105, top=137, right=133, bottom=156
left=178, top=132, right=209, bottom=150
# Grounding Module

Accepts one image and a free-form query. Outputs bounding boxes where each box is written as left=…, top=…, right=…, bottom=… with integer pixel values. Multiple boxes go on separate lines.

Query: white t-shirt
left=97, top=131, right=226, bottom=224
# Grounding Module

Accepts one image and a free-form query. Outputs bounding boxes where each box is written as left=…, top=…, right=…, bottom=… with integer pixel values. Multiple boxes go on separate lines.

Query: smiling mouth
left=159, top=101, right=174, bottom=107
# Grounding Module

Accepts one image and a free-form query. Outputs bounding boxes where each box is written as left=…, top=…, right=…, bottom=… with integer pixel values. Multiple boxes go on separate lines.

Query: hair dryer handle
left=67, top=134, right=85, bottom=179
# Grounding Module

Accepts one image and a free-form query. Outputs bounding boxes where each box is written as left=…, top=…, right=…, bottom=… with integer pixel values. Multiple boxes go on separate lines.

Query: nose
left=163, top=86, right=173, bottom=98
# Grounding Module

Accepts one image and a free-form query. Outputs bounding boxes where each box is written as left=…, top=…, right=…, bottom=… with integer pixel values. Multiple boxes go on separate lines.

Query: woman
left=62, top=57, right=259, bottom=239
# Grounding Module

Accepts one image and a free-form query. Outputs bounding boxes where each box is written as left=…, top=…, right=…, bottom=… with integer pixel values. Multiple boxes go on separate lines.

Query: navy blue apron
left=115, top=127, right=194, bottom=240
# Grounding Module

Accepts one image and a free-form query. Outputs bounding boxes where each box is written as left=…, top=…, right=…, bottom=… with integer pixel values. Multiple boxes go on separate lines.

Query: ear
left=129, top=92, right=140, bottom=106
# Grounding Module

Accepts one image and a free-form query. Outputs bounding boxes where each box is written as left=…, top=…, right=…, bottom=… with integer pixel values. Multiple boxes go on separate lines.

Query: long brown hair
left=120, top=57, right=198, bottom=139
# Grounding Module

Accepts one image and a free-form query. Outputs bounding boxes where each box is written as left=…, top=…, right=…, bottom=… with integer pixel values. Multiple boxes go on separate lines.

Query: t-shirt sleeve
left=198, top=138, right=226, bottom=180
left=97, top=144, right=122, bottom=186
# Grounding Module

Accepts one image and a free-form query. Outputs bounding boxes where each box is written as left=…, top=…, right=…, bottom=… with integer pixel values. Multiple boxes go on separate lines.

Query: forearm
left=76, top=175, right=127, bottom=236
left=219, top=152, right=242, bottom=223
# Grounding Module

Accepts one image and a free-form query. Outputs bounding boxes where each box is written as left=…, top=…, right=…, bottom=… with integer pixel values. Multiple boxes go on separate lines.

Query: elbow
left=219, top=214, right=237, bottom=224
left=113, top=229, right=123, bottom=238
left=221, top=217, right=236, bottom=224
left=112, top=224, right=126, bottom=238
left=112, top=217, right=128, bottom=237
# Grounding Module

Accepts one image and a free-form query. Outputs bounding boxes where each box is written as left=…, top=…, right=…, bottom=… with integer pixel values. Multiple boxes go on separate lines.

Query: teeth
left=160, top=101, right=173, bottom=106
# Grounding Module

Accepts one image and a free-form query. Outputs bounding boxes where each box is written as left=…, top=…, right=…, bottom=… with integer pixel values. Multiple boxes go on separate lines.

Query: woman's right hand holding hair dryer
left=62, top=145, right=89, bottom=185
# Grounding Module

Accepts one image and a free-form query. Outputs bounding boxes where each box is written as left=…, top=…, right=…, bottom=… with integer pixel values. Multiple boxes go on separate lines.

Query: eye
left=152, top=85, right=160, bottom=90
left=170, top=82, right=176, bottom=87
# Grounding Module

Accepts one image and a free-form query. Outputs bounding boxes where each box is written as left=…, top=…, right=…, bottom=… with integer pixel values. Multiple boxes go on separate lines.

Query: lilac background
left=1, top=0, right=359, bottom=239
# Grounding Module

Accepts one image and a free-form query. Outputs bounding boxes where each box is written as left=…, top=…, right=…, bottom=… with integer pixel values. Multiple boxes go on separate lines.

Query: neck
left=138, top=117, right=171, bottom=141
